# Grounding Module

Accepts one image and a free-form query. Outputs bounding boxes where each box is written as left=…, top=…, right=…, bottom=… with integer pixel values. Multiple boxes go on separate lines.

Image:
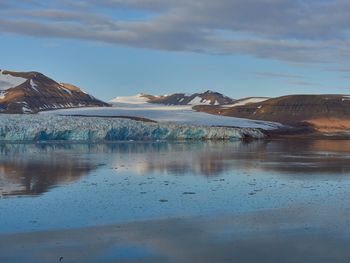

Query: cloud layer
left=1, top=0, right=350, bottom=64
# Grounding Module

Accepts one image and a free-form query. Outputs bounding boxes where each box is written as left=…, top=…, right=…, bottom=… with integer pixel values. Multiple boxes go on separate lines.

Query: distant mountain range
left=149, top=90, right=235, bottom=105
left=0, top=70, right=109, bottom=113
left=111, top=90, right=235, bottom=106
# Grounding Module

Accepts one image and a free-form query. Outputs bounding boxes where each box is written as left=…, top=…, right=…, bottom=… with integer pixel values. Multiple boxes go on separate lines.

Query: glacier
left=0, top=115, right=266, bottom=142
left=41, top=105, right=282, bottom=130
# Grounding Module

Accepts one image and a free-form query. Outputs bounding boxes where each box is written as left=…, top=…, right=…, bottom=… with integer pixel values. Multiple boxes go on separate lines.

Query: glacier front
left=0, top=115, right=266, bottom=142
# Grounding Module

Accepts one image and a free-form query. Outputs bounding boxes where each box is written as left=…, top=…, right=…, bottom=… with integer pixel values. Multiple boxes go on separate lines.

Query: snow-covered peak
left=110, top=94, right=151, bottom=104
left=0, top=70, right=109, bottom=113
left=143, top=91, right=235, bottom=106
left=0, top=70, right=27, bottom=90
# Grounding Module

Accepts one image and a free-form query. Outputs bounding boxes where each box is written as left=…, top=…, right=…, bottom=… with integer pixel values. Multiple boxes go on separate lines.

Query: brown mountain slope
left=0, top=70, right=109, bottom=113
left=194, top=95, right=350, bottom=132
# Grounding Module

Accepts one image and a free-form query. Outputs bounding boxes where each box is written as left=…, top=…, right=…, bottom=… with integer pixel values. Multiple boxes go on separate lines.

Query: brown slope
left=0, top=70, right=109, bottom=113
left=194, top=94, right=350, bottom=132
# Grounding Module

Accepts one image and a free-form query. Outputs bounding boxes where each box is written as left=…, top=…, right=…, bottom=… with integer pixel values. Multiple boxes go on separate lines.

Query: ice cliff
left=0, top=115, right=266, bottom=142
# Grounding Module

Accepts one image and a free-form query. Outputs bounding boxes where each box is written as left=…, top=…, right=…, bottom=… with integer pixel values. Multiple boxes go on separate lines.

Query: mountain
left=0, top=70, right=109, bottom=113
left=149, top=90, right=235, bottom=105
left=110, top=90, right=235, bottom=106
left=194, top=94, right=350, bottom=132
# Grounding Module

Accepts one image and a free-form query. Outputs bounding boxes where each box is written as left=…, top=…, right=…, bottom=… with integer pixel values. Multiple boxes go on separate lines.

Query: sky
left=1, top=0, right=350, bottom=101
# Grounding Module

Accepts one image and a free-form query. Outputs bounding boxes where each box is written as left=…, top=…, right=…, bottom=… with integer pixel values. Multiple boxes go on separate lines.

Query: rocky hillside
left=0, top=70, right=109, bottom=113
left=194, top=94, right=350, bottom=132
left=111, top=90, right=235, bottom=106
left=148, top=90, right=235, bottom=105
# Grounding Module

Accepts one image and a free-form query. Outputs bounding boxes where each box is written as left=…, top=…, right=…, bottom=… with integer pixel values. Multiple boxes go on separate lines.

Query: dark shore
left=264, top=126, right=350, bottom=140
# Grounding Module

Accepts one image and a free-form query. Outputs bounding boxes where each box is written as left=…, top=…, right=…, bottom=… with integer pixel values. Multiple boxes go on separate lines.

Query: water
left=1, top=140, right=350, bottom=262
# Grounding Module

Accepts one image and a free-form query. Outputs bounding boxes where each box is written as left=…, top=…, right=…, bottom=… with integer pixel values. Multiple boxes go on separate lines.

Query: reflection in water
left=1, top=140, right=350, bottom=197
left=0, top=144, right=99, bottom=196
left=104, top=140, right=350, bottom=175
left=120, top=140, right=350, bottom=175
left=1, top=139, right=350, bottom=238
left=254, top=140, right=350, bottom=174
left=2, top=204, right=350, bottom=263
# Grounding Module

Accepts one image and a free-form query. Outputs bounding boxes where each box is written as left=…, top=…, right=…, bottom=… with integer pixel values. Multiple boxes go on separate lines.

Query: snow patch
left=110, top=94, right=150, bottom=104
left=342, top=96, right=350, bottom=101
left=222, top=97, right=269, bottom=108
left=30, top=79, right=39, bottom=93
left=20, top=101, right=32, bottom=113
left=59, top=85, right=73, bottom=95
left=0, top=91, right=6, bottom=100
left=189, top=96, right=211, bottom=105
left=0, top=70, right=27, bottom=90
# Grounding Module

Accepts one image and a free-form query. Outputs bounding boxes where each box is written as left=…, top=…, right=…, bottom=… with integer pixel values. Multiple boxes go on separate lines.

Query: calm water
left=2, top=140, right=350, bottom=262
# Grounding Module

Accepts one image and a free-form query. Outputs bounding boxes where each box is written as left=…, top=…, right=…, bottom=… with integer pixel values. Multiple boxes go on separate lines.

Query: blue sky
left=1, top=0, right=350, bottom=100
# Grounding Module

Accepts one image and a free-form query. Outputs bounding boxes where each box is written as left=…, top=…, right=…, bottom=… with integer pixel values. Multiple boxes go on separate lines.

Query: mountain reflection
left=0, top=144, right=99, bottom=197
left=104, top=140, right=350, bottom=176
left=1, top=140, right=350, bottom=197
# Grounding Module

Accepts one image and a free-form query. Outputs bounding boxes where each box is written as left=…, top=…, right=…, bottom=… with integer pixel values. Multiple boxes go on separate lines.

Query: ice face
left=0, top=115, right=266, bottom=142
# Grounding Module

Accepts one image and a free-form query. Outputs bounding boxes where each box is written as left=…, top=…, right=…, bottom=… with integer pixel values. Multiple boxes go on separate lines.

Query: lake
left=1, top=140, right=350, bottom=262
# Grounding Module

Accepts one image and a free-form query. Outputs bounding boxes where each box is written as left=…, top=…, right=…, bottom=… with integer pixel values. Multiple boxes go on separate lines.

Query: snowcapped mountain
left=0, top=70, right=109, bottom=113
left=64, top=91, right=281, bottom=131
left=110, top=90, right=235, bottom=106
left=149, top=90, right=235, bottom=105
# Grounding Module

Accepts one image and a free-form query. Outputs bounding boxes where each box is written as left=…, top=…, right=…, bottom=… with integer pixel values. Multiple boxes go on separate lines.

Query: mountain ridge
left=194, top=94, right=350, bottom=132
left=111, top=90, right=235, bottom=106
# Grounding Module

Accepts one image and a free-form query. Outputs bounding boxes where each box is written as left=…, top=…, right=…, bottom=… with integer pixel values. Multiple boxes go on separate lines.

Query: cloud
left=287, top=80, right=318, bottom=86
left=254, top=71, right=318, bottom=86
left=1, top=0, right=350, bottom=64
left=254, top=72, right=303, bottom=79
